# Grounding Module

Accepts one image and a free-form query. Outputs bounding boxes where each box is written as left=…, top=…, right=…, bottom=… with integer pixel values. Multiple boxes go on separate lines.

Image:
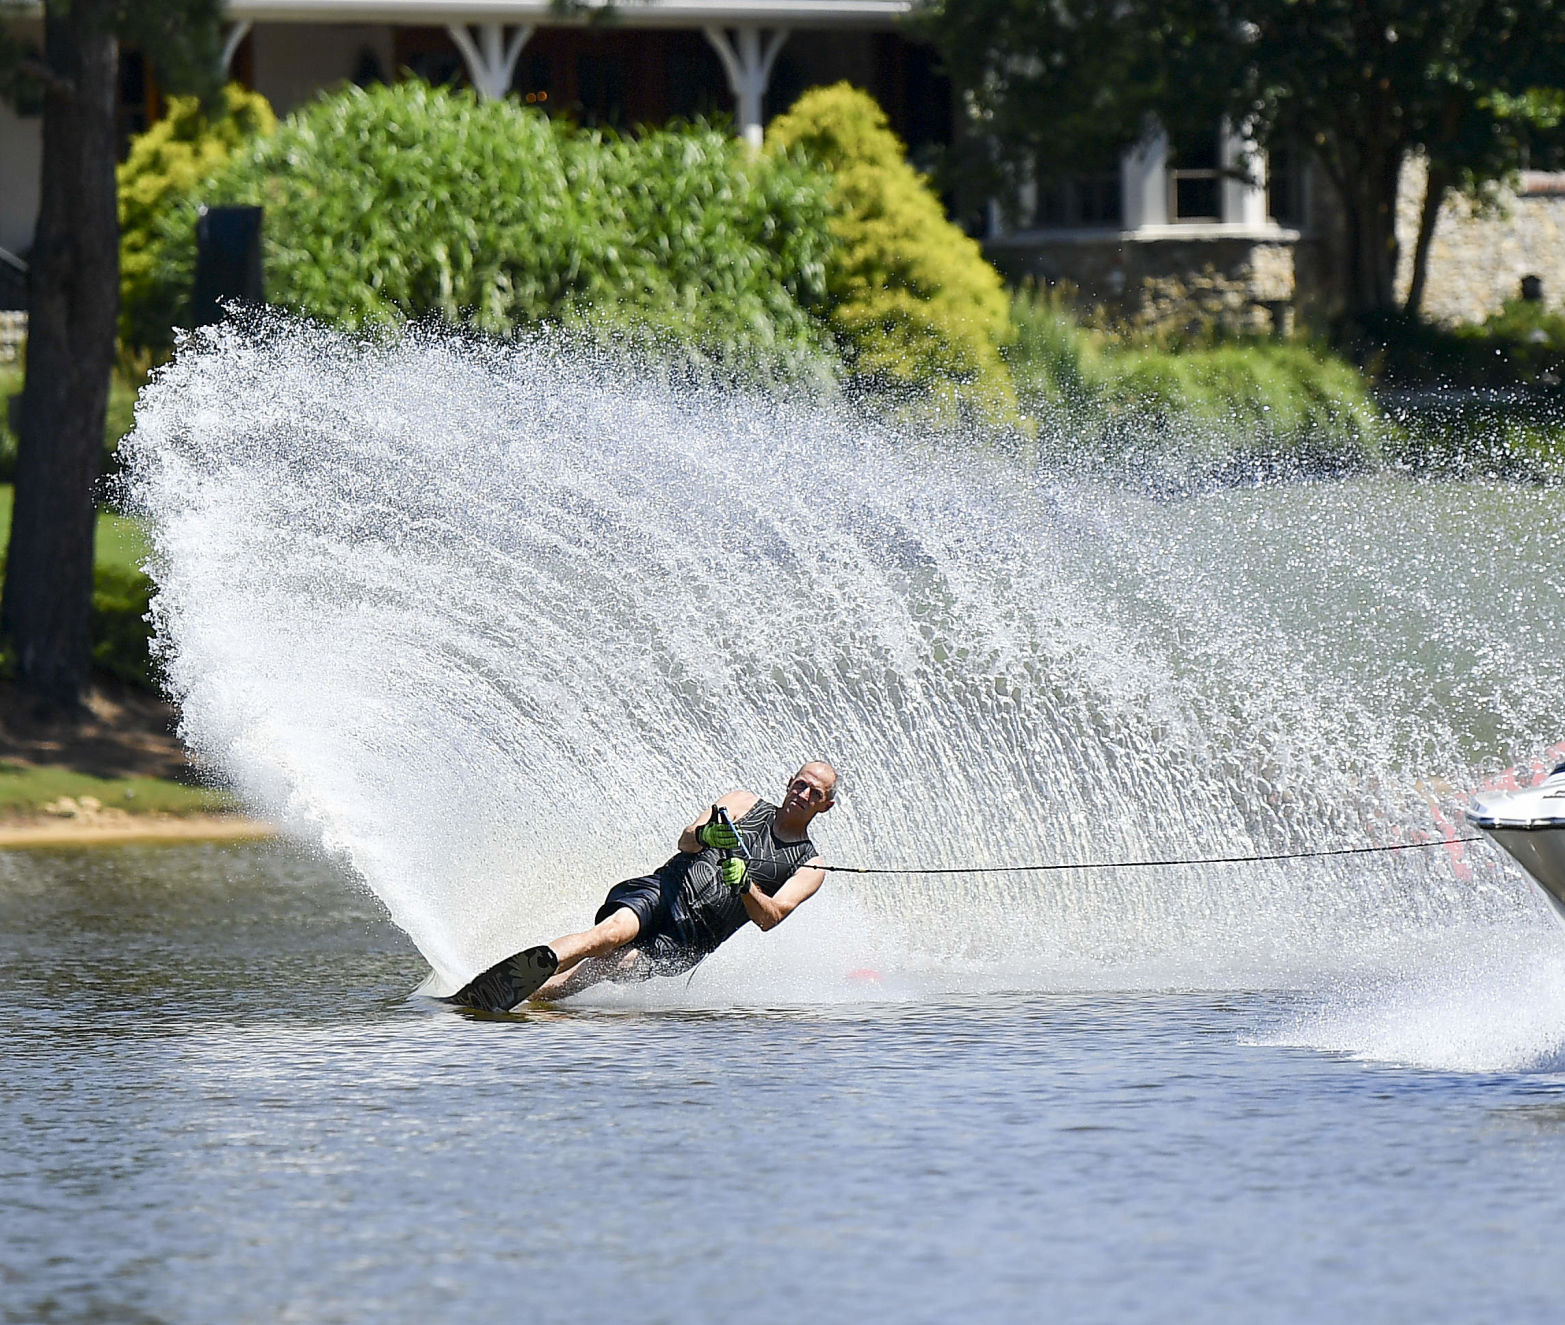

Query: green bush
left=90, top=562, right=154, bottom=687
left=118, top=83, right=276, bottom=350
left=1009, top=287, right=1386, bottom=478
left=136, top=81, right=837, bottom=374
left=1351, top=306, right=1565, bottom=391
left=766, top=83, right=1017, bottom=419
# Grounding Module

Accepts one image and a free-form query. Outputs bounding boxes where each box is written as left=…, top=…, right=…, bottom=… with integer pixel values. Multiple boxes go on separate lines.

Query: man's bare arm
left=742, top=858, right=825, bottom=932
left=678, top=789, right=759, bottom=853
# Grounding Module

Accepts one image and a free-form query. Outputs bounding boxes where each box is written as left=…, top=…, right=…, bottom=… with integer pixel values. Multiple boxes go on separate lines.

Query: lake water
left=61, top=331, right=1565, bottom=1318
left=6, top=841, right=1565, bottom=1324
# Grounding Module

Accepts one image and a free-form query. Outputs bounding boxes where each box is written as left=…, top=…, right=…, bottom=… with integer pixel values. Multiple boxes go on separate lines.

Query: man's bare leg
left=532, top=907, right=641, bottom=1000
left=534, top=947, right=649, bottom=1001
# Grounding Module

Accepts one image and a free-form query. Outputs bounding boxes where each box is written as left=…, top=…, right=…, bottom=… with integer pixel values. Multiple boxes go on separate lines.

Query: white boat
left=1468, top=762, right=1565, bottom=924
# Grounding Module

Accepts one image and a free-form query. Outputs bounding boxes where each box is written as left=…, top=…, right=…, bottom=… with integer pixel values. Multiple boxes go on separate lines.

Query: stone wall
left=1395, top=155, right=1565, bottom=323
left=989, top=155, right=1565, bottom=333
left=986, top=232, right=1313, bottom=336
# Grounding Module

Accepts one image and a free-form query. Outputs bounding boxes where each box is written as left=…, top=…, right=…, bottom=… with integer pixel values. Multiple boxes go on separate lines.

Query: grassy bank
left=1352, top=301, right=1565, bottom=481
left=0, top=760, right=233, bottom=817
left=1379, top=394, right=1565, bottom=481
left=0, top=486, right=248, bottom=824
left=1353, top=300, right=1565, bottom=392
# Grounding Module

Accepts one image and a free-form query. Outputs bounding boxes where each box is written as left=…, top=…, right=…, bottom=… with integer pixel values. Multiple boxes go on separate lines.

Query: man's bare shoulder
left=715, top=789, right=761, bottom=816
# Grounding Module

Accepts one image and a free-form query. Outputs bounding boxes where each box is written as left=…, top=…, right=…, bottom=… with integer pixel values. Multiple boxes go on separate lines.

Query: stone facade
left=1395, top=156, right=1565, bottom=323
left=989, top=156, right=1565, bottom=334
left=987, top=232, right=1315, bottom=336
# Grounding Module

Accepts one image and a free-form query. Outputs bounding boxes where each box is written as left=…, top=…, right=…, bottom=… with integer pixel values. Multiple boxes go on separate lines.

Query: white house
left=983, top=121, right=1308, bottom=334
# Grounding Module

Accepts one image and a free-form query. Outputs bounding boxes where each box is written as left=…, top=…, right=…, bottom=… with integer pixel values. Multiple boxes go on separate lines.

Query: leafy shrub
left=578, top=128, right=834, bottom=360
left=1483, top=296, right=1565, bottom=350
left=137, top=81, right=837, bottom=374
left=118, top=83, right=276, bottom=350
left=1009, top=287, right=1386, bottom=480
left=90, top=563, right=154, bottom=687
left=766, top=83, right=1017, bottom=418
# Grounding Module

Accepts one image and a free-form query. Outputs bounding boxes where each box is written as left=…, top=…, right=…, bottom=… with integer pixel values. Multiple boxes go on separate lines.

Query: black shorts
left=596, top=875, right=705, bottom=976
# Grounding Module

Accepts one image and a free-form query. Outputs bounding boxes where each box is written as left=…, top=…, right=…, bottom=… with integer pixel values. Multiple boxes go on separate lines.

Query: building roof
left=228, top=0, right=911, bottom=25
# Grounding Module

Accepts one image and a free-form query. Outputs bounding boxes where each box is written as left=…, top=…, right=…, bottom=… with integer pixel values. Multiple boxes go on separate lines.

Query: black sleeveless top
left=668, top=799, right=819, bottom=952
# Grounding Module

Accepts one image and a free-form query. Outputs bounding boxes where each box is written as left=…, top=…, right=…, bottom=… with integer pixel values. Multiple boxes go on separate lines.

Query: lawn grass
left=0, top=759, right=236, bottom=816
left=95, top=505, right=153, bottom=573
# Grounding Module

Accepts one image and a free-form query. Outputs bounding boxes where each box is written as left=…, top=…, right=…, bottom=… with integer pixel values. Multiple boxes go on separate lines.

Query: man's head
left=781, top=760, right=838, bottom=821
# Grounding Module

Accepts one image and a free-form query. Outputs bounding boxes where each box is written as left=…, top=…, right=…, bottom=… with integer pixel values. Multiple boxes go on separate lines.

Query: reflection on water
left=0, top=841, right=417, bottom=1022
left=1491, top=1100, right=1565, bottom=1135
left=5, top=844, right=1565, bottom=1324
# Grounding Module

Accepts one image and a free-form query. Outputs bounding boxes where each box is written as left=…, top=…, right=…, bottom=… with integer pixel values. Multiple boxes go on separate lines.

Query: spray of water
left=122, top=316, right=1565, bottom=1063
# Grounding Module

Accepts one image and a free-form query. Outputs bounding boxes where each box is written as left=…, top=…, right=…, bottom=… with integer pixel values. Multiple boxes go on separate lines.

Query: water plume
left=122, top=316, right=1565, bottom=997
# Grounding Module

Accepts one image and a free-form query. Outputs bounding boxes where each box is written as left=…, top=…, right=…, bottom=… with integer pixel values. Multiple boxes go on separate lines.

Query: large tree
left=920, top=0, right=1565, bottom=319
left=0, top=0, right=221, bottom=706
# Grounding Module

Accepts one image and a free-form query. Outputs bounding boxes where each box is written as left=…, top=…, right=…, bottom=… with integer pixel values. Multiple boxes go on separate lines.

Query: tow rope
left=821, top=834, right=1487, bottom=877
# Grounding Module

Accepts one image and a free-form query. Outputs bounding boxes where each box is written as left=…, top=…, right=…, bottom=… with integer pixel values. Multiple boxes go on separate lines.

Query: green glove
left=697, top=811, right=741, bottom=851
left=721, top=857, right=749, bottom=892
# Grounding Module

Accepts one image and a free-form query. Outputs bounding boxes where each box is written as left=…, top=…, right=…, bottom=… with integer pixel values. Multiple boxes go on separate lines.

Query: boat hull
left=1476, top=825, right=1565, bottom=924
left=1468, top=764, right=1565, bottom=926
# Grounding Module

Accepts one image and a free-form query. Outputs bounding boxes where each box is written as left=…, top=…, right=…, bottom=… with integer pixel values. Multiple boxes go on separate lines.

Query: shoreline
left=0, top=811, right=277, bottom=849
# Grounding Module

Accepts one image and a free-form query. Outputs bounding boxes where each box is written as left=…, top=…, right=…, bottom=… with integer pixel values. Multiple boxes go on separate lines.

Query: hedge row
left=118, top=77, right=1436, bottom=469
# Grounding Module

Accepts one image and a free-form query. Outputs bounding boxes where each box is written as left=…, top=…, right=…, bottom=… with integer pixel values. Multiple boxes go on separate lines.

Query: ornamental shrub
left=137, top=81, right=836, bottom=373
left=118, top=84, right=276, bottom=350
left=765, top=83, right=1017, bottom=418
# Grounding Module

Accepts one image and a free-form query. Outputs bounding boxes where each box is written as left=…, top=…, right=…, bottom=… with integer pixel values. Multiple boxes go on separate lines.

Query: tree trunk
left=1403, top=160, right=1450, bottom=318
left=1338, top=148, right=1404, bottom=316
left=2, top=0, right=119, bottom=706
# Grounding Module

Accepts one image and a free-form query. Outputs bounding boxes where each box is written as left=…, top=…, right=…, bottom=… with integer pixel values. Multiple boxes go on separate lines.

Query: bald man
left=453, top=761, right=838, bottom=1011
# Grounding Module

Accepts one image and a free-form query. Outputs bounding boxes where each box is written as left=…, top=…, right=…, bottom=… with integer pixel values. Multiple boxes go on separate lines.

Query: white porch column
left=1120, top=127, right=1169, bottom=229
left=1221, top=119, right=1268, bottom=227
left=220, top=21, right=253, bottom=76
left=703, top=26, right=789, bottom=150
left=447, top=22, right=534, bottom=102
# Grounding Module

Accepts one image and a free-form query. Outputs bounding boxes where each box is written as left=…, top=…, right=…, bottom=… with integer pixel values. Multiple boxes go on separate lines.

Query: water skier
left=453, top=761, right=839, bottom=1010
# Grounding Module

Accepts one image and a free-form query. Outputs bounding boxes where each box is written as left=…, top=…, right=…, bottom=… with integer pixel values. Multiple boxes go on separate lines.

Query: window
left=1169, top=130, right=1220, bottom=222
left=1033, top=172, right=1122, bottom=228
left=521, top=53, right=552, bottom=105
left=666, top=45, right=726, bottom=121
left=393, top=29, right=464, bottom=89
